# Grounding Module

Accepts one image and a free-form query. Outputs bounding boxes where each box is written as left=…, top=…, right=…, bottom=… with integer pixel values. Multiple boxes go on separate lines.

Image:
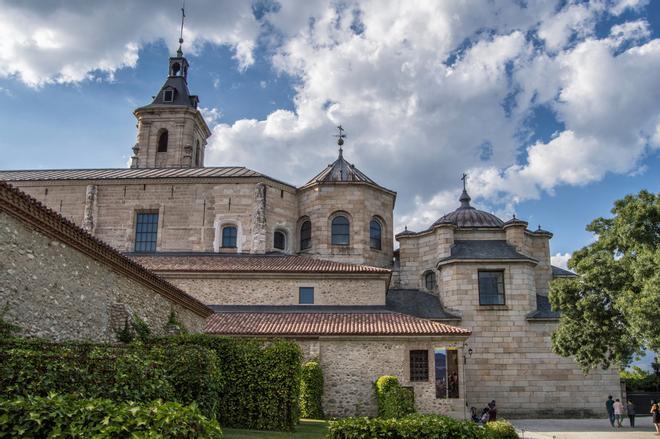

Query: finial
left=335, top=125, right=347, bottom=157
left=461, top=172, right=468, bottom=191
left=404, top=225, right=408, bottom=231
left=512, top=213, right=516, bottom=219
left=538, top=224, right=541, bottom=231
left=459, top=173, right=471, bottom=208
left=177, top=1, right=186, bottom=57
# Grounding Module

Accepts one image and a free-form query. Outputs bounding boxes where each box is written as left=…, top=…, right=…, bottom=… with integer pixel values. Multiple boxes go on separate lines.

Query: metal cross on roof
left=335, top=125, right=347, bottom=157
left=461, top=172, right=468, bottom=191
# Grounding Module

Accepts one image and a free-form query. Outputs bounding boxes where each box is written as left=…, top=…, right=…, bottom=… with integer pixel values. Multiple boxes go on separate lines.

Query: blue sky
left=0, top=1, right=658, bottom=367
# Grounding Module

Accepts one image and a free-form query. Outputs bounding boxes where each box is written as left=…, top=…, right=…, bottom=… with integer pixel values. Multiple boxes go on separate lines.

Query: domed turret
left=432, top=178, right=503, bottom=228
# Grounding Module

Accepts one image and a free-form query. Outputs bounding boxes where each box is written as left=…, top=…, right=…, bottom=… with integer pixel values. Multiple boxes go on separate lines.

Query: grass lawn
left=223, top=420, right=328, bottom=439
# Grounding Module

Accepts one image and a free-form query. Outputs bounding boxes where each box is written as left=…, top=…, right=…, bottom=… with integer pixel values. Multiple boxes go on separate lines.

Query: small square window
left=410, top=350, right=429, bottom=382
left=299, top=287, right=314, bottom=304
left=163, top=89, right=174, bottom=102
left=478, top=270, right=505, bottom=305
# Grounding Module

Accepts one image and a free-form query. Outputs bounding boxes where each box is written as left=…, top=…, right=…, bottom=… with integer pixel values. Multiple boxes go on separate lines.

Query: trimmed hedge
left=327, top=414, right=519, bottom=439
left=300, top=360, right=324, bottom=419
left=374, top=376, right=415, bottom=419
left=0, top=335, right=302, bottom=431
left=484, top=420, right=518, bottom=439
left=156, top=334, right=303, bottom=431
left=0, top=394, right=222, bottom=438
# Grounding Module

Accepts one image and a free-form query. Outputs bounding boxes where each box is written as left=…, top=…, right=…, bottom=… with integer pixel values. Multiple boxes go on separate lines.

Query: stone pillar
left=130, top=144, right=139, bottom=169
left=251, top=183, right=267, bottom=254
left=82, top=185, right=98, bottom=234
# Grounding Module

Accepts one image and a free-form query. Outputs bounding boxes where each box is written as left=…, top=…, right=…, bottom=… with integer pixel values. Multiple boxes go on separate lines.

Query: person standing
left=627, top=400, right=635, bottom=428
left=606, top=395, right=615, bottom=427
left=613, top=399, right=624, bottom=428
left=652, top=400, right=660, bottom=436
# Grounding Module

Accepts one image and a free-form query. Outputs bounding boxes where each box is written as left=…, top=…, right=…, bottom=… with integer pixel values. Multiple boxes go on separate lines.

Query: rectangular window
left=409, top=350, right=429, bottom=382
left=435, top=347, right=459, bottom=399
left=299, top=287, right=314, bottom=304
left=163, top=89, right=174, bottom=102
left=134, top=212, right=158, bottom=252
left=478, top=270, right=505, bottom=305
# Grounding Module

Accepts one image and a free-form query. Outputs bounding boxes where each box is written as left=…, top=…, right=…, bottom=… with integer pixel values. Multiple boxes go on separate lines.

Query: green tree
left=549, top=190, right=659, bottom=371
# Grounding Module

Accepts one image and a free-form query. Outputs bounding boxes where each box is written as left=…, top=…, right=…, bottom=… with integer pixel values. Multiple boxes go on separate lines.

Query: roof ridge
left=0, top=181, right=212, bottom=318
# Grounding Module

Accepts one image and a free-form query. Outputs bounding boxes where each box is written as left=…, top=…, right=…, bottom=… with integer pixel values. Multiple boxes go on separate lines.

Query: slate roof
left=302, top=149, right=395, bottom=195
left=552, top=265, right=577, bottom=277
left=386, top=289, right=461, bottom=321
left=0, top=167, right=294, bottom=188
left=438, top=240, right=538, bottom=264
left=0, top=182, right=212, bottom=317
left=205, top=309, right=471, bottom=336
left=526, top=295, right=560, bottom=321
left=138, top=75, right=198, bottom=109
left=129, top=253, right=391, bottom=274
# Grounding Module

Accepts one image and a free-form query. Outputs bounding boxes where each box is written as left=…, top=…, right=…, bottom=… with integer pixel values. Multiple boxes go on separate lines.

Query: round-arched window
left=370, top=218, right=382, bottom=250
left=274, top=230, right=286, bottom=251
left=331, top=215, right=350, bottom=245
left=157, top=130, right=168, bottom=152
left=424, top=271, right=436, bottom=291
left=222, top=225, right=237, bottom=248
left=300, top=220, right=311, bottom=250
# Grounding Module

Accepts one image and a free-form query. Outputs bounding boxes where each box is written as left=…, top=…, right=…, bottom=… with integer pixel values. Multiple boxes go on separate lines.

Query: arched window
left=331, top=215, right=350, bottom=246
left=274, top=230, right=286, bottom=251
left=222, top=226, right=237, bottom=248
left=300, top=220, right=311, bottom=250
left=424, top=271, right=436, bottom=291
left=157, top=130, right=168, bottom=152
left=370, top=218, right=382, bottom=250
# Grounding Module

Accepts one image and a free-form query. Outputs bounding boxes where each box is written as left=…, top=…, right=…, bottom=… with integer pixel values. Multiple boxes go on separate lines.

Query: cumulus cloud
left=4, top=0, right=659, bottom=238
left=551, top=252, right=572, bottom=270
left=0, top=0, right=260, bottom=86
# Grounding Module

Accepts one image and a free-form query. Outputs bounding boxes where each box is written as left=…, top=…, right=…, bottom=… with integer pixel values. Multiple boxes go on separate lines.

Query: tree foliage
left=549, top=190, right=659, bottom=371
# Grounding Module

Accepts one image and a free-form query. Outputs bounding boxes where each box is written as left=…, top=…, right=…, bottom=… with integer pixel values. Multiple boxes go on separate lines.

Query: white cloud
left=551, top=252, right=572, bottom=270
left=609, top=20, right=651, bottom=46
left=200, top=107, right=222, bottom=127
left=0, top=0, right=261, bottom=87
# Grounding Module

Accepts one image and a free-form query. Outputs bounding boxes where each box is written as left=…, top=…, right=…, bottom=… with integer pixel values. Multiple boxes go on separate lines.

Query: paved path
left=512, top=417, right=657, bottom=439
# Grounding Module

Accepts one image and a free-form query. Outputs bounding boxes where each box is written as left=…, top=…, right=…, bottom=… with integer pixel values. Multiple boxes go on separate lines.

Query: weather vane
left=335, top=125, right=347, bottom=156
left=177, top=1, right=186, bottom=57
left=461, top=172, right=468, bottom=191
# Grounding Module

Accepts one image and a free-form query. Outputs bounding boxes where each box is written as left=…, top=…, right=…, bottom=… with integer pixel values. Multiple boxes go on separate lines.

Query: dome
left=432, top=189, right=503, bottom=228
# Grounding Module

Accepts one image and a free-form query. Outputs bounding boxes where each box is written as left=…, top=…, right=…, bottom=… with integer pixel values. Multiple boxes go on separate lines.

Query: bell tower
left=130, top=6, right=211, bottom=169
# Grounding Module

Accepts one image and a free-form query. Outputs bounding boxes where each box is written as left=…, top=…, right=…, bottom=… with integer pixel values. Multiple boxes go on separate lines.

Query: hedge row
left=375, top=376, right=415, bottom=419
left=0, top=394, right=223, bottom=438
left=300, top=360, right=324, bottom=419
left=328, top=414, right=518, bottom=439
left=0, top=335, right=302, bottom=431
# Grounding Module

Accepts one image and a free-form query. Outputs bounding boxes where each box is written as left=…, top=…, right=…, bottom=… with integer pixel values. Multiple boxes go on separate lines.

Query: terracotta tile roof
left=0, top=182, right=213, bottom=318
left=205, top=311, right=470, bottom=336
left=129, top=253, right=391, bottom=274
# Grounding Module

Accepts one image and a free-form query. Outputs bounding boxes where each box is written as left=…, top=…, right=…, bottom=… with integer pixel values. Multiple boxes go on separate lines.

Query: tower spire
left=177, top=1, right=186, bottom=57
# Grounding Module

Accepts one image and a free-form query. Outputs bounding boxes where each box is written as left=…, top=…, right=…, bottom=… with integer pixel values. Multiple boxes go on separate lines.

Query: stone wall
left=397, top=225, right=454, bottom=291
left=164, top=275, right=388, bottom=306
left=0, top=211, right=206, bottom=342
left=439, top=261, right=621, bottom=417
left=303, top=338, right=466, bottom=418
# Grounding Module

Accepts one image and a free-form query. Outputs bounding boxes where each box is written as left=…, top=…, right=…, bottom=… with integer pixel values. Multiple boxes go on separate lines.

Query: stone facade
left=164, top=275, right=388, bottom=306
left=0, top=208, right=208, bottom=342
left=297, top=337, right=466, bottom=418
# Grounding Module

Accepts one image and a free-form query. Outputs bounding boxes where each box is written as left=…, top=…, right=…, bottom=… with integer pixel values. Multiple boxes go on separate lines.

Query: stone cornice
left=0, top=182, right=213, bottom=318
left=155, top=271, right=391, bottom=281
left=436, top=257, right=538, bottom=268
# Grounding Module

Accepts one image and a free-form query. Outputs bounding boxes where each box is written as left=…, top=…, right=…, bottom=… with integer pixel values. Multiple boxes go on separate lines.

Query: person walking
left=613, top=399, right=624, bottom=428
left=627, top=400, right=635, bottom=428
left=652, top=400, right=660, bottom=436
left=606, top=395, right=615, bottom=427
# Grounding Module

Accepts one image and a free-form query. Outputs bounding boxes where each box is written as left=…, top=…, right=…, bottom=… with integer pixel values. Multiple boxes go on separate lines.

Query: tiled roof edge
left=0, top=181, right=213, bottom=318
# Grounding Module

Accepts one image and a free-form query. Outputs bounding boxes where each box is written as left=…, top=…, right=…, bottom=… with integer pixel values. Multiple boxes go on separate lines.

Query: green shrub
left=328, top=414, right=489, bottom=439
left=157, top=334, right=303, bottom=431
left=0, top=340, right=219, bottom=420
left=0, top=394, right=223, bottom=438
left=300, top=360, right=324, bottom=419
left=374, top=375, right=415, bottom=419
left=484, top=420, right=518, bottom=439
